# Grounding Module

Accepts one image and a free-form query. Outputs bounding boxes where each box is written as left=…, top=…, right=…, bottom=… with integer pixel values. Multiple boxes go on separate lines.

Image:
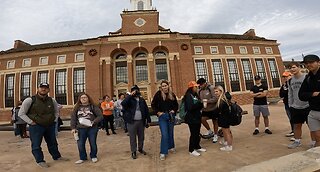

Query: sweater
left=288, top=73, right=309, bottom=109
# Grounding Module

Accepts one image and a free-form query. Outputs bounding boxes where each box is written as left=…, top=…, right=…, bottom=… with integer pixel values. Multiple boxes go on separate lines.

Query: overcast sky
left=1, top=0, right=319, bottom=60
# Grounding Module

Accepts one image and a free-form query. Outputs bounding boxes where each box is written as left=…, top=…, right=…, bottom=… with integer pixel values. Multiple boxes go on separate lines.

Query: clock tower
left=109, top=0, right=169, bottom=35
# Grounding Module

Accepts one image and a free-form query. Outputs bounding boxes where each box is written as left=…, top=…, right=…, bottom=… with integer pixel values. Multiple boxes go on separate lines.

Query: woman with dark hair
left=70, top=93, right=103, bottom=164
left=184, top=81, right=206, bottom=156
left=151, top=80, right=178, bottom=160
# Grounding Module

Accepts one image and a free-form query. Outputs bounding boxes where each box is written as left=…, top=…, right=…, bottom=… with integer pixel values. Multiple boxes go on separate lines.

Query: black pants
left=16, top=123, right=27, bottom=137
left=104, top=115, right=115, bottom=133
left=187, top=123, right=201, bottom=152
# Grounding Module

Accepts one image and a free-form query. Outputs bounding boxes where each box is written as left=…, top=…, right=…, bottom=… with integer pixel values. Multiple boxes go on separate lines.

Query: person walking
left=196, top=78, right=219, bottom=143
left=18, top=82, right=68, bottom=168
left=280, top=71, right=294, bottom=138
left=101, top=95, right=116, bottom=135
left=299, top=54, right=320, bottom=147
left=250, top=75, right=272, bottom=135
left=115, top=93, right=127, bottom=132
left=121, top=85, right=151, bottom=159
left=214, top=85, right=233, bottom=151
left=183, top=81, right=206, bottom=156
left=70, top=93, right=103, bottom=164
left=151, top=80, right=178, bottom=160
left=13, top=100, right=29, bottom=138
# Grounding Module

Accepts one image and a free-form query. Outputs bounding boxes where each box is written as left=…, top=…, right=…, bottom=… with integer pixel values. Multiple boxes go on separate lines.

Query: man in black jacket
left=121, top=85, right=151, bottom=159
left=298, top=54, right=320, bottom=147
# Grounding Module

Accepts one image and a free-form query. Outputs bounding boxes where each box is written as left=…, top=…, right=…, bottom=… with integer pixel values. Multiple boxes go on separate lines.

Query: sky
left=1, top=0, right=319, bottom=61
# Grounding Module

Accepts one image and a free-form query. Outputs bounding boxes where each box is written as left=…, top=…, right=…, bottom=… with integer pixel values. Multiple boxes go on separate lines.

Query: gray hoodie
left=288, top=73, right=309, bottom=109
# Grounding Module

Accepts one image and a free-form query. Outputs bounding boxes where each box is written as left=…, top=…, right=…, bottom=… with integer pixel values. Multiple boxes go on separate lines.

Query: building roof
left=186, top=33, right=274, bottom=41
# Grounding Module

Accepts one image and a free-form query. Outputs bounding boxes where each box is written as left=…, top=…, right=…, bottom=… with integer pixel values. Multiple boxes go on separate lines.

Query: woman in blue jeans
left=151, top=80, right=178, bottom=160
left=70, top=93, right=103, bottom=164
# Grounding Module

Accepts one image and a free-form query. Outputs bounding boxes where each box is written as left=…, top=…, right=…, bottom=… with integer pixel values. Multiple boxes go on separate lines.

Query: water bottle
left=73, top=131, right=79, bottom=141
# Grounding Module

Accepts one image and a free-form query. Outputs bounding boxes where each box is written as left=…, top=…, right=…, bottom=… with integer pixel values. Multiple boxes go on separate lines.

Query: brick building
left=0, top=0, right=285, bottom=121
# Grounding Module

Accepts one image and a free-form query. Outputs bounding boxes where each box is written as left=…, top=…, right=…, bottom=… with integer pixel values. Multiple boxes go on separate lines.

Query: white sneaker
left=160, top=154, right=165, bottom=161
left=219, top=138, right=227, bottom=146
left=212, top=135, right=218, bottom=143
left=91, top=158, right=98, bottom=163
left=196, top=148, right=207, bottom=152
left=169, top=148, right=176, bottom=154
left=220, top=146, right=233, bottom=151
left=290, top=137, right=295, bottom=141
left=75, top=160, right=84, bottom=164
left=189, top=150, right=201, bottom=156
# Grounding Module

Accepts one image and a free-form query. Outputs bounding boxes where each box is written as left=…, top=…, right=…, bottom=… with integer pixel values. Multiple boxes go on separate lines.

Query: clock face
left=134, top=18, right=146, bottom=27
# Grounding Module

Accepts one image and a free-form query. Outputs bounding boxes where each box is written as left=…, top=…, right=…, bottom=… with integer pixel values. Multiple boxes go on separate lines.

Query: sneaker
left=288, top=141, right=301, bottom=149
left=138, top=150, right=147, bottom=155
left=253, top=129, right=259, bottom=135
left=290, top=137, right=295, bottom=141
left=169, top=148, right=176, bottom=154
left=56, top=157, right=69, bottom=161
left=212, top=135, right=218, bottom=143
left=37, top=162, right=49, bottom=168
left=112, top=131, right=117, bottom=134
left=196, top=148, right=207, bottom=152
left=202, top=131, right=214, bottom=139
left=219, top=138, right=227, bottom=146
left=189, top=150, right=201, bottom=156
left=220, top=146, right=233, bottom=151
left=91, top=158, right=98, bottom=163
left=285, top=132, right=294, bottom=137
left=265, top=129, right=272, bottom=134
left=75, top=160, right=84, bottom=164
left=131, top=152, right=137, bottom=159
left=160, top=154, right=166, bottom=161
left=106, top=132, right=110, bottom=135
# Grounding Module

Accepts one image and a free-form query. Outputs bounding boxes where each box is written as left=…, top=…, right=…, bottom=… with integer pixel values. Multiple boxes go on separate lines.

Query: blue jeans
left=284, top=104, right=294, bottom=132
left=29, top=123, right=61, bottom=163
left=158, top=113, right=175, bottom=154
left=77, top=127, right=99, bottom=160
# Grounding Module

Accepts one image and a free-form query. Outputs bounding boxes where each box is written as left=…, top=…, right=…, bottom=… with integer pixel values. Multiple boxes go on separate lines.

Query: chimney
left=243, top=29, right=256, bottom=37
left=14, top=40, right=31, bottom=49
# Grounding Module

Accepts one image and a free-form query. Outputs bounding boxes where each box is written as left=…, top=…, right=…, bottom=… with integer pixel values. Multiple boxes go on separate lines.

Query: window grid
left=116, top=62, right=128, bottom=84
left=194, top=46, right=203, bottom=54
left=253, top=47, right=261, bottom=54
left=227, top=59, right=240, bottom=92
left=155, top=59, right=168, bottom=81
left=137, top=1, right=144, bottom=10
left=55, top=69, right=67, bottom=105
left=210, top=46, right=219, bottom=54
left=5, top=74, right=15, bottom=107
left=265, top=47, right=273, bottom=54
left=39, top=57, right=48, bottom=65
left=136, top=61, right=148, bottom=82
left=195, top=60, right=208, bottom=81
left=20, top=72, right=31, bottom=100
left=73, top=68, right=85, bottom=103
left=211, top=59, right=225, bottom=89
left=23, top=59, right=31, bottom=67
left=268, top=59, right=280, bottom=88
left=239, top=46, right=247, bottom=54
left=255, top=59, right=268, bottom=86
left=37, top=71, right=49, bottom=86
left=241, top=59, right=254, bottom=90
left=225, top=46, right=233, bottom=54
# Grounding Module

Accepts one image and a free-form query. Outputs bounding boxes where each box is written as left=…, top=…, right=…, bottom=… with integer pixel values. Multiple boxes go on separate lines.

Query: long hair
left=74, top=93, right=95, bottom=111
left=160, top=80, right=174, bottom=101
left=182, top=87, right=199, bottom=101
left=214, top=85, right=228, bottom=108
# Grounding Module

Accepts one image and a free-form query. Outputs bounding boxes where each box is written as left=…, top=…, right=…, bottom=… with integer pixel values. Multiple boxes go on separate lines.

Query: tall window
left=115, top=54, right=128, bottom=84
left=20, top=72, right=31, bottom=100
left=73, top=68, right=85, bottom=103
left=211, top=59, right=225, bottom=89
left=55, top=69, right=67, bottom=105
left=154, top=51, right=168, bottom=81
left=227, top=59, right=240, bottom=92
left=195, top=59, right=208, bottom=81
left=241, top=59, right=254, bottom=90
left=137, top=1, right=144, bottom=10
left=135, top=52, right=148, bottom=82
left=255, top=59, right=268, bottom=86
left=268, top=59, right=280, bottom=88
left=5, top=74, right=15, bottom=107
left=37, top=71, right=49, bottom=86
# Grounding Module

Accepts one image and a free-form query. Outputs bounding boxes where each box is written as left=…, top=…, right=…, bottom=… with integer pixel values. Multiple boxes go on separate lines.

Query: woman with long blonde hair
left=214, top=85, right=233, bottom=151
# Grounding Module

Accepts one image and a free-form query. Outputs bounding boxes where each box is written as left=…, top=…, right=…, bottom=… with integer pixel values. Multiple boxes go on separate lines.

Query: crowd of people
left=12, top=54, right=320, bottom=168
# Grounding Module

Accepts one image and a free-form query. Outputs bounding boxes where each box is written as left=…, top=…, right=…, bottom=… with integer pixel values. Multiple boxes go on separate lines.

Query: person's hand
left=312, top=92, right=320, bottom=97
left=30, top=121, right=36, bottom=125
left=157, top=112, right=164, bottom=116
left=169, top=110, right=175, bottom=114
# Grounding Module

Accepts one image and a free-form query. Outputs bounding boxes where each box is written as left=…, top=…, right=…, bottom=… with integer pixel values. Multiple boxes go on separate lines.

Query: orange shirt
left=101, top=101, right=114, bottom=116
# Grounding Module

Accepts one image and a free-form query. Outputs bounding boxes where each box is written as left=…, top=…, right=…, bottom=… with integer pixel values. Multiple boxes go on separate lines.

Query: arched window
left=137, top=1, right=144, bottom=10
left=135, top=52, right=148, bottom=82
left=154, top=51, right=168, bottom=81
left=115, top=53, right=128, bottom=84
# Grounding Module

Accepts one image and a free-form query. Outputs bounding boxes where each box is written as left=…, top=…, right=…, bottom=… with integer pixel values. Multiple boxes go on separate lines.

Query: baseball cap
left=188, top=81, right=199, bottom=88
left=282, top=71, right=291, bottom=77
left=196, top=78, right=206, bottom=85
left=39, top=82, right=49, bottom=88
left=302, top=54, right=320, bottom=63
left=254, top=75, right=261, bottom=80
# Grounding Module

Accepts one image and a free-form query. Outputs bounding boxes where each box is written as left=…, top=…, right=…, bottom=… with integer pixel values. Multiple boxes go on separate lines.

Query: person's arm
left=151, top=92, right=162, bottom=116
left=279, top=85, right=285, bottom=98
left=143, top=99, right=151, bottom=124
left=52, top=99, right=59, bottom=122
left=299, top=78, right=314, bottom=101
left=93, top=105, right=104, bottom=125
left=257, top=90, right=268, bottom=98
left=288, top=81, right=293, bottom=107
left=70, top=109, right=77, bottom=130
left=207, top=86, right=218, bottom=104
left=17, top=98, right=34, bottom=125
left=171, top=94, right=179, bottom=114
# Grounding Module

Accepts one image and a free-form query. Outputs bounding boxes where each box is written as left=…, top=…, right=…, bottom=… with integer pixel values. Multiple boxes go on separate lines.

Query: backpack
left=179, top=100, right=186, bottom=121
left=228, top=101, right=243, bottom=126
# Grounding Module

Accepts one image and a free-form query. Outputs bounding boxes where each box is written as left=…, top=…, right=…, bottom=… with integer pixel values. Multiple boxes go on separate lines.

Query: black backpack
left=228, top=101, right=243, bottom=126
